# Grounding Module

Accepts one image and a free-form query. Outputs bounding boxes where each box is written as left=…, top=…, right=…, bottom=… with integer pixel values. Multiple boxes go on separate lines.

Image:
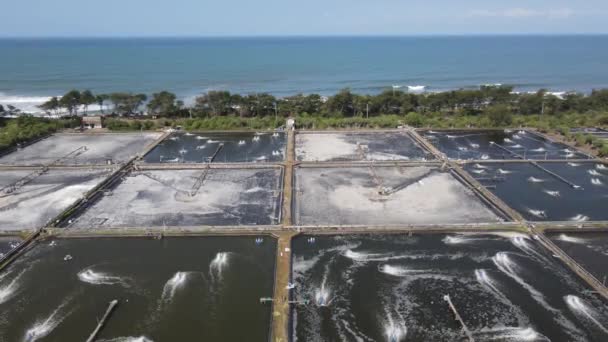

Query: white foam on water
left=543, top=190, right=561, bottom=197
left=160, top=272, right=189, bottom=303
left=384, top=315, right=407, bottom=342
left=511, top=236, right=547, bottom=261
left=504, top=138, right=514, bottom=143
left=527, top=177, right=545, bottom=183
left=471, top=169, right=485, bottom=174
left=442, top=234, right=499, bottom=245
left=245, top=186, right=266, bottom=193
left=470, top=143, right=480, bottom=149
left=568, top=162, right=581, bottom=167
left=565, top=295, right=608, bottom=334
left=458, top=146, right=468, bottom=151
left=379, top=265, right=430, bottom=277
left=473, top=163, right=488, bottom=169
left=253, top=136, right=261, bottom=142
left=195, top=136, right=207, bottom=140
left=98, top=337, right=154, bottom=342
left=513, top=134, right=522, bottom=140
left=565, top=153, right=576, bottom=158
left=588, top=170, right=602, bottom=176
left=481, top=154, right=490, bottom=160
left=475, top=327, right=549, bottom=341
left=407, top=85, right=426, bottom=92
left=207, top=139, right=221, bottom=144
left=446, top=135, right=457, bottom=139
left=209, top=252, right=229, bottom=279
left=597, top=164, right=607, bottom=170
left=591, top=178, right=603, bottom=186
left=498, top=168, right=512, bottom=174
left=556, top=234, right=588, bottom=244
left=531, top=148, right=547, bottom=153
left=184, top=133, right=194, bottom=136
left=195, top=145, right=206, bottom=150
left=0, top=269, right=26, bottom=305
left=492, top=252, right=553, bottom=310
left=475, top=269, right=515, bottom=308
left=511, top=144, right=524, bottom=149
left=77, top=268, right=126, bottom=286
left=238, top=140, right=246, bottom=145
left=569, top=214, right=589, bottom=222
left=23, top=300, right=71, bottom=342
left=527, top=209, right=547, bottom=219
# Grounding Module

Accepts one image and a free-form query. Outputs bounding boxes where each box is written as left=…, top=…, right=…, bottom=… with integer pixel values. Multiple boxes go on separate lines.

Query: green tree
left=38, top=97, right=61, bottom=116
left=96, top=94, right=110, bottom=114
left=485, top=105, right=513, bottom=127
left=80, top=90, right=96, bottom=115
left=60, top=90, right=81, bottom=115
left=147, top=91, right=178, bottom=116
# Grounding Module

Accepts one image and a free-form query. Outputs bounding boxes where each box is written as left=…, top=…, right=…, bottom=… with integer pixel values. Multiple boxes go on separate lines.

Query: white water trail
left=588, top=170, right=602, bottom=176
left=511, top=236, right=547, bottom=261
left=568, top=162, right=581, bottom=167
left=97, top=337, right=154, bottom=342
left=543, top=189, right=560, bottom=197
left=471, top=169, right=486, bottom=174
left=443, top=235, right=498, bottom=245
left=209, top=252, right=229, bottom=277
left=527, top=177, right=545, bottom=183
left=475, top=269, right=511, bottom=305
left=492, top=252, right=553, bottom=310
left=596, top=164, right=607, bottom=170
left=475, top=327, right=549, bottom=341
left=565, top=295, right=608, bottom=334
left=23, top=300, right=72, bottom=342
left=527, top=209, right=547, bottom=219
left=556, top=234, right=588, bottom=244
left=473, top=163, right=488, bottom=169
left=591, top=178, right=603, bottom=186
left=160, top=272, right=189, bottom=304
left=315, top=266, right=332, bottom=306
left=569, top=214, right=589, bottom=222
left=498, top=168, right=512, bottom=174
left=531, top=148, right=547, bottom=153
left=77, top=268, right=125, bottom=286
left=384, top=315, right=407, bottom=342
left=379, top=265, right=429, bottom=277
left=0, top=269, right=26, bottom=304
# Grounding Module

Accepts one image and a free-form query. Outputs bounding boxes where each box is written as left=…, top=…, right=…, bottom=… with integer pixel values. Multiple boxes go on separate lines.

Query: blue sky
left=1, top=0, right=607, bottom=36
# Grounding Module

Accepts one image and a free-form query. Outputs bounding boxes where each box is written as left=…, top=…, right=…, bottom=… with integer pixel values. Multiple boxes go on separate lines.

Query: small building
left=82, top=116, right=103, bottom=129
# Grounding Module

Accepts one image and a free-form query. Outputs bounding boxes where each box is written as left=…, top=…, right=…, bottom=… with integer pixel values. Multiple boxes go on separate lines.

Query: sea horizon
left=2, top=35, right=608, bottom=113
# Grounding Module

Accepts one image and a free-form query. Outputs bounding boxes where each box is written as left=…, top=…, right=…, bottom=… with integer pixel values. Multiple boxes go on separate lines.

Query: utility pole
left=366, top=103, right=369, bottom=119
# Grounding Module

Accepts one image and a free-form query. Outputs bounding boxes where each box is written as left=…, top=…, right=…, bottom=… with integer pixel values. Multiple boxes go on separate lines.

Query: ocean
left=1, top=35, right=608, bottom=113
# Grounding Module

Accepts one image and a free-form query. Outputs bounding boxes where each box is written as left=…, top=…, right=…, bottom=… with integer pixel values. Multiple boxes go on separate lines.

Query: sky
left=1, top=0, right=607, bottom=37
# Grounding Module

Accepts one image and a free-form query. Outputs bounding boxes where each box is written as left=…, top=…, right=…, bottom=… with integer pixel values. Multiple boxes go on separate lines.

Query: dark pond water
left=0, top=237, right=276, bottom=342
left=0, top=236, right=21, bottom=258
left=144, top=132, right=286, bottom=163
left=422, top=130, right=590, bottom=160
left=465, top=162, right=608, bottom=221
left=550, top=232, right=608, bottom=284
left=291, top=233, right=608, bottom=341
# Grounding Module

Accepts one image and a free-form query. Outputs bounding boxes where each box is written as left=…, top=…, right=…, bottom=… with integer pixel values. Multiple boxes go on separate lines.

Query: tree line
left=36, top=86, right=608, bottom=124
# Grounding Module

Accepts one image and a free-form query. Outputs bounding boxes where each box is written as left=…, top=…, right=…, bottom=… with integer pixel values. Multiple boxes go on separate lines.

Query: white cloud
left=469, top=8, right=575, bottom=19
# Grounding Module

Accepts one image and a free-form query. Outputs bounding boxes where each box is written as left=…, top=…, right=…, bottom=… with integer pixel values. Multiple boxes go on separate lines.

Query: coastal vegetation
left=8, top=86, right=608, bottom=156
left=0, top=116, right=80, bottom=150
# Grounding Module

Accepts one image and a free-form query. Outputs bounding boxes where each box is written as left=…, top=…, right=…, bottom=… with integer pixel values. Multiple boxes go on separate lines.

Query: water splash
left=0, top=269, right=26, bottom=304
left=565, top=295, right=608, bottom=334
left=588, top=170, right=602, bottom=176
left=384, top=315, right=407, bottom=342
left=238, top=140, right=246, bottom=145
left=195, top=145, right=206, bottom=150
left=511, top=236, right=547, bottom=261
left=97, top=337, right=155, bottom=342
left=252, top=136, right=261, bottom=142
left=77, top=268, right=126, bottom=286
left=481, top=154, right=490, bottom=160
left=569, top=214, right=589, bottom=222
left=498, top=168, right=512, bottom=174
left=475, top=269, right=510, bottom=305
left=527, top=177, right=545, bottom=183
left=511, top=144, right=523, bottom=149
left=195, top=136, right=207, bottom=140
left=543, top=190, right=561, bottom=197
left=473, top=163, right=488, bottom=169
left=504, top=138, right=514, bottom=143
left=210, top=252, right=229, bottom=274
left=568, top=162, right=581, bottom=167
left=556, top=234, right=588, bottom=244
left=23, top=301, right=72, bottom=342
left=527, top=209, right=547, bottom=219
left=469, top=143, right=480, bottom=149
left=492, top=252, right=552, bottom=309
left=475, top=327, right=549, bottom=341
left=161, top=272, right=189, bottom=303
left=379, top=265, right=429, bottom=277
left=531, top=148, right=547, bottom=153
left=597, top=164, right=607, bottom=170
left=591, top=178, right=603, bottom=186
left=471, top=169, right=486, bottom=174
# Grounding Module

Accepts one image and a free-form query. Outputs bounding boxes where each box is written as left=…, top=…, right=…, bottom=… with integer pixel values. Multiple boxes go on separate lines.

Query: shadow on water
left=290, top=233, right=608, bottom=341
left=0, top=237, right=276, bottom=341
